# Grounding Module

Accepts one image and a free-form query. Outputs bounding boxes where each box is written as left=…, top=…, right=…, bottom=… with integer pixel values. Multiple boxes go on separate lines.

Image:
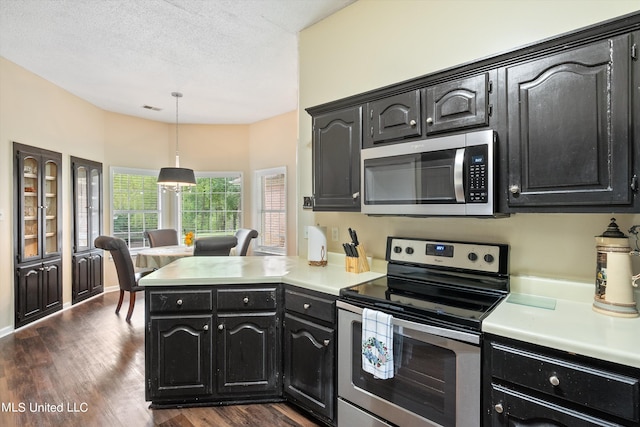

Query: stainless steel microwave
left=361, top=129, right=496, bottom=216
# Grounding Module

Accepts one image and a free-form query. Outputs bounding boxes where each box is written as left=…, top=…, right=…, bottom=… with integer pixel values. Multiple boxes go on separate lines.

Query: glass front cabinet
left=71, top=156, right=103, bottom=304
left=14, top=142, right=63, bottom=328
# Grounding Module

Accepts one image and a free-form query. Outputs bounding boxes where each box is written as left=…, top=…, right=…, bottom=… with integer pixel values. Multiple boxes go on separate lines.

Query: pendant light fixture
left=157, top=91, right=196, bottom=193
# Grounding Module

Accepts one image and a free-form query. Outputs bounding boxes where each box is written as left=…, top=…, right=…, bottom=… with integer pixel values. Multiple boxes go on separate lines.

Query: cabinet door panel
left=216, top=313, right=280, bottom=396
left=17, top=265, right=42, bottom=320
left=425, top=73, right=489, bottom=135
left=42, top=259, right=62, bottom=310
left=312, top=106, right=362, bottom=211
left=506, top=36, right=631, bottom=207
left=284, top=313, right=335, bottom=421
left=365, top=90, right=421, bottom=146
left=73, top=254, right=91, bottom=300
left=148, top=316, right=213, bottom=399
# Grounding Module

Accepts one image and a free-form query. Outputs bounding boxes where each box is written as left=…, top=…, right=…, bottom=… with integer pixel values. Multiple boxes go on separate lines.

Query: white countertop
left=138, top=254, right=385, bottom=296
left=483, top=276, right=640, bottom=369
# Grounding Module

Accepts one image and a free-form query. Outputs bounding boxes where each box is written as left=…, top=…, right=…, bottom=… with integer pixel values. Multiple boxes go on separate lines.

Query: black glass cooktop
left=340, top=276, right=506, bottom=332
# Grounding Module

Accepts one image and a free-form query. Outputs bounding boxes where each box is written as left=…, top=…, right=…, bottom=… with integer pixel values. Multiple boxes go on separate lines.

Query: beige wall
left=0, top=57, right=297, bottom=334
left=298, top=1, right=640, bottom=283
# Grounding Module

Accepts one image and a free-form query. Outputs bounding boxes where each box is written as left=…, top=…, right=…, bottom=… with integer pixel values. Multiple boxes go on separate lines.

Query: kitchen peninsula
left=139, top=255, right=383, bottom=424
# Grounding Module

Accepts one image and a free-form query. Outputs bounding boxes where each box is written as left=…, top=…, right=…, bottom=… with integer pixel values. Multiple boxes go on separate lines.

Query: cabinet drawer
left=148, top=289, right=213, bottom=313
left=217, top=287, right=277, bottom=311
left=285, top=289, right=335, bottom=323
left=490, top=342, right=640, bottom=422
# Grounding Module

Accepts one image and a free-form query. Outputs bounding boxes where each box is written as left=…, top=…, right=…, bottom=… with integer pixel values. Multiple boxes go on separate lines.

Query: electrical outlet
left=331, top=227, right=339, bottom=241
left=303, top=226, right=309, bottom=239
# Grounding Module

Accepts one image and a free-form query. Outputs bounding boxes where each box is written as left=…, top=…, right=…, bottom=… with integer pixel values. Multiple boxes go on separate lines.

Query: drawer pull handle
left=303, top=303, right=310, bottom=310
left=323, top=339, right=330, bottom=347
left=218, top=324, right=224, bottom=330
left=494, top=403, right=504, bottom=414
left=203, top=324, right=209, bottom=331
left=426, top=117, right=434, bottom=125
left=243, top=297, right=249, bottom=304
left=409, top=119, right=417, bottom=127
left=549, top=375, right=560, bottom=386
left=176, top=299, right=183, bottom=306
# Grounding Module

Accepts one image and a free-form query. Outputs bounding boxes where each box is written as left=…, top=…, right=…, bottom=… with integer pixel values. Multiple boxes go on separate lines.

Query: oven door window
left=364, top=149, right=459, bottom=205
left=351, top=322, right=456, bottom=426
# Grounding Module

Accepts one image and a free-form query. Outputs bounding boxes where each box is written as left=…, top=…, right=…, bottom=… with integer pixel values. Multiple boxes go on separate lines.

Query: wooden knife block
left=345, top=245, right=370, bottom=273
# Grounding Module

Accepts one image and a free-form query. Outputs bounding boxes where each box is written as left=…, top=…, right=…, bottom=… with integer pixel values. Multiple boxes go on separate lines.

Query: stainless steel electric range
left=337, top=236, right=509, bottom=427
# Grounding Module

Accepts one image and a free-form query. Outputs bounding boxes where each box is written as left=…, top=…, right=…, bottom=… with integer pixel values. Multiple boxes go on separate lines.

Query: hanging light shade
left=157, top=92, right=196, bottom=192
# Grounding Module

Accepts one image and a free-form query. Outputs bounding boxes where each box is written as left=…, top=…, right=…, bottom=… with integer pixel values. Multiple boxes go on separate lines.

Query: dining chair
left=145, top=229, right=179, bottom=247
left=94, top=235, right=149, bottom=322
left=193, top=235, right=238, bottom=256
left=234, top=228, right=259, bottom=256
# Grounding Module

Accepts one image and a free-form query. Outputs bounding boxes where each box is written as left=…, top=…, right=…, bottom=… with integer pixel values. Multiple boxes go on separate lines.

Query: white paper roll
left=307, top=226, right=327, bottom=264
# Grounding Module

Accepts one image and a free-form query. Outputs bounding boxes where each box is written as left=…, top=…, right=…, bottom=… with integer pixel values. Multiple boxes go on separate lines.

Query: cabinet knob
left=409, top=119, right=417, bottom=127
left=218, top=324, right=224, bottom=330
left=549, top=375, right=560, bottom=386
left=352, top=192, right=360, bottom=200
left=426, top=117, right=434, bottom=125
left=494, top=403, right=504, bottom=414
left=203, top=324, right=209, bottom=331
left=176, top=299, right=183, bottom=306
left=303, top=303, right=310, bottom=310
left=243, top=297, right=249, bottom=304
left=509, top=185, right=520, bottom=195
left=323, top=339, right=330, bottom=347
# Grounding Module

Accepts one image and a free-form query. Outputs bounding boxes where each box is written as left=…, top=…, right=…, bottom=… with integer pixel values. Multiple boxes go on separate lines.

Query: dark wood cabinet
left=71, top=156, right=103, bottom=303
left=364, top=90, right=422, bottom=147
left=147, top=315, right=213, bottom=400
left=216, top=286, right=281, bottom=398
left=146, top=286, right=282, bottom=406
left=504, top=35, right=634, bottom=209
left=146, top=288, right=214, bottom=403
left=13, top=142, right=62, bottom=328
left=310, top=106, right=362, bottom=211
left=283, top=287, right=337, bottom=425
left=484, top=335, right=640, bottom=426
left=424, top=72, right=493, bottom=135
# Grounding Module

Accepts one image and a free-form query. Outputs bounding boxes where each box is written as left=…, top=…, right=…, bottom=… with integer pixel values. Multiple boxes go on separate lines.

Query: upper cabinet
left=310, top=106, right=362, bottom=211
left=14, top=143, right=62, bottom=264
left=364, top=90, right=422, bottom=148
left=424, top=72, right=494, bottom=136
left=504, top=34, right=635, bottom=209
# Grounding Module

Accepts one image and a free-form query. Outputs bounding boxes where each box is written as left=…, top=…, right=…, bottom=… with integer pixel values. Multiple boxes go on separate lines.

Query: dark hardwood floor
left=0, top=291, right=322, bottom=427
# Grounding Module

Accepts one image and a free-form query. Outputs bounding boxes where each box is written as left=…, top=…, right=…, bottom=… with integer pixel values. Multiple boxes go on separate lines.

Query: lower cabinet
left=72, top=250, right=103, bottom=304
left=145, top=285, right=282, bottom=406
left=284, top=286, right=337, bottom=425
left=145, top=283, right=338, bottom=426
left=15, top=257, right=62, bottom=328
left=484, top=334, right=640, bottom=426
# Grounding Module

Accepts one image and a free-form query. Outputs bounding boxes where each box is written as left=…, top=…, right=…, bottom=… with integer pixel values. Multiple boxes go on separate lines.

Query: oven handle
left=337, top=300, right=480, bottom=345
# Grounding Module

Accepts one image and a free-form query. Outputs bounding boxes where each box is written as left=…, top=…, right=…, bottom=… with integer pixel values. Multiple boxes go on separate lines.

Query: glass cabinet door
left=21, top=155, right=40, bottom=260
left=90, top=167, right=101, bottom=246
left=75, top=166, right=90, bottom=251
left=44, top=159, right=59, bottom=256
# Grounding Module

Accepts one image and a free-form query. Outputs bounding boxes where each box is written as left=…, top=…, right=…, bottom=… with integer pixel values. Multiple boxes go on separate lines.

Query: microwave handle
left=454, top=148, right=465, bottom=203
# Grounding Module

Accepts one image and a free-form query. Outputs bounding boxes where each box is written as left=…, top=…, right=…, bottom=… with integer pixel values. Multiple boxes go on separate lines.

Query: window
left=181, top=173, right=242, bottom=238
left=111, top=168, right=160, bottom=249
left=255, top=167, right=286, bottom=255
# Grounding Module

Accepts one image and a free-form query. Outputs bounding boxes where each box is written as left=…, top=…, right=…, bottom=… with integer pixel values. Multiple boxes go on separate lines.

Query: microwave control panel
left=465, top=144, right=488, bottom=203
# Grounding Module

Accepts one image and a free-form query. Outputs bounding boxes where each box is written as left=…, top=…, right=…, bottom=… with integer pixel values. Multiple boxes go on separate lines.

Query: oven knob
left=484, top=254, right=495, bottom=263
left=405, top=247, right=414, bottom=255
left=394, top=246, right=402, bottom=254
left=468, top=252, right=478, bottom=261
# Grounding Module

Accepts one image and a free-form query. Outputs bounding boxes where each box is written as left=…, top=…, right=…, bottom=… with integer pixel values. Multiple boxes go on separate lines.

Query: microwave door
left=364, top=155, right=419, bottom=206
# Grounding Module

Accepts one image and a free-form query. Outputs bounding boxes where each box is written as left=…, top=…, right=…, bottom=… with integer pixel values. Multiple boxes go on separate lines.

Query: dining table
left=135, top=245, right=194, bottom=269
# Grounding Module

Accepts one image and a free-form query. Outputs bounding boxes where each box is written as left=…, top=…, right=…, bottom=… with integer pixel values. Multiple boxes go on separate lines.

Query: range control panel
left=387, top=237, right=508, bottom=274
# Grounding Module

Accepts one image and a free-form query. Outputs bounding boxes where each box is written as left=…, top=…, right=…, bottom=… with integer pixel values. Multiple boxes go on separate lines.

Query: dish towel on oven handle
left=361, top=308, right=394, bottom=379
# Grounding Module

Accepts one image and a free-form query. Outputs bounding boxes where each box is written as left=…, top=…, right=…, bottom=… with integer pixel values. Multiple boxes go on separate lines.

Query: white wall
left=297, top=0, right=640, bottom=283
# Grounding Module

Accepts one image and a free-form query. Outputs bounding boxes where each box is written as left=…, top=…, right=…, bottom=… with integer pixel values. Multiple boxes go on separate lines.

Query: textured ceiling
left=0, top=0, right=355, bottom=124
